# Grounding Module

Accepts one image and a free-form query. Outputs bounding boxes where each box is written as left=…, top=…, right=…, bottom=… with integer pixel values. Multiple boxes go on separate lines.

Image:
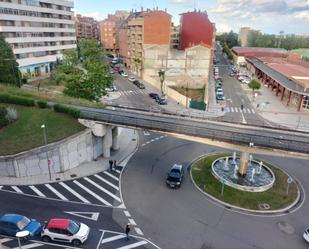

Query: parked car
left=121, top=72, right=128, bottom=77
left=242, top=79, right=251, bottom=84
left=158, top=98, right=168, bottom=105
left=217, top=76, right=223, bottom=82
left=118, top=69, right=124, bottom=74
left=215, top=82, right=222, bottom=89
left=0, top=214, right=42, bottom=238
left=41, top=218, right=90, bottom=246
left=229, top=72, right=235, bottom=77
left=138, top=83, right=145, bottom=89
left=216, top=88, right=223, bottom=95
left=166, top=164, right=184, bottom=188
left=149, top=93, right=159, bottom=99
left=128, top=76, right=135, bottom=82
left=216, top=93, right=225, bottom=101
left=303, top=227, right=309, bottom=243
left=133, top=80, right=140, bottom=86
left=105, top=85, right=117, bottom=92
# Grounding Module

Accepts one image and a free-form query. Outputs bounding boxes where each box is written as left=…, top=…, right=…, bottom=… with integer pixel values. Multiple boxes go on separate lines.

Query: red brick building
left=75, top=14, right=99, bottom=41
left=179, top=11, right=215, bottom=50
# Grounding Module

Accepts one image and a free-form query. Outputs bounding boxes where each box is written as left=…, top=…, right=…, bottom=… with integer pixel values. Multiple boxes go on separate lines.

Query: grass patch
left=0, top=84, right=105, bottom=109
left=291, top=48, right=309, bottom=58
left=0, top=104, right=86, bottom=155
left=191, top=154, right=298, bottom=210
left=170, top=86, right=205, bottom=102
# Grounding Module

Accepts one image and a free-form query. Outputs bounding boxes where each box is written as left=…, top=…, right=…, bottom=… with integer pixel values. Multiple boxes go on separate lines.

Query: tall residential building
left=179, top=10, right=214, bottom=50
left=0, top=0, right=76, bottom=80
left=100, top=11, right=129, bottom=53
left=75, top=14, right=99, bottom=40
left=127, top=9, right=171, bottom=75
left=170, top=23, right=179, bottom=49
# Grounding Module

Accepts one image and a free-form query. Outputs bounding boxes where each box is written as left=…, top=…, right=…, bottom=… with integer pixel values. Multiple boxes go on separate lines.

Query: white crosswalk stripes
left=11, top=186, right=23, bottom=193
left=0, top=238, right=13, bottom=243
left=104, top=171, right=120, bottom=181
left=225, top=106, right=255, bottom=114
left=117, top=241, right=148, bottom=249
left=58, top=182, right=90, bottom=203
left=119, top=90, right=146, bottom=96
left=12, top=243, right=44, bottom=249
left=45, top=184, right=68, bottom=201
left=29, top=185, right=46, bottom=197
left=101, top=234, right=126, bottom=244
left=94, top=174, right=119, bottom=190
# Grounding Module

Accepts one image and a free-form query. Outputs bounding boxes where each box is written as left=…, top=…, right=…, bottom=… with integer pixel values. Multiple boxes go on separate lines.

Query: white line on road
left=246, top=108, right=251, bottom=114
left=141, top=144, right=146, bottom=146
left=11, top=186, right=23, bottom=193
left=230, top=107, right=234, bottom=112
left=123, top=210, right=131, bottom=217
left=94, top=174, right=119, bottom=190
left=101, top=234, right=126, bottom=244
left=243, top=109, right=247, bottom=113
left=225, top=107, right=230, bottom=112
left=29, top=185, right=46, bottom=197
left=115, top=169, right=121, bottom=174
left=235, top=108, right=238, bottom=112
left=128, top=218, right=136, bottom=226
left=12, top=243, right=44, bottom=249
left=134, top=227, right=144, bottom=236
left=73, top=180, right=112, bottom=206
left=45, top=184, right=68, bottom=201
left=84, top=177, right=121, bottom=202
left=117, top=240, right=148, bottom=249
left=103, top=171, right=119, bottom=181
left=0, top=238, right=12, bottom=243
left=251, top=108, right=256, bottom=114
left=58, top=182, right=90, bottom=204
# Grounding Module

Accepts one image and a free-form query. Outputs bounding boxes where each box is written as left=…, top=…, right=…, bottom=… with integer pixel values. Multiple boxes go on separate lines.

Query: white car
left=121, top=72, right=128, bottom=77
left=41, top=218, right=90, bottom=246
left=105, top=85, right=117, bottom=92
left=242, top=79, right=251, bottom=84
left=128, top=76, right=135, bottom=82
left=304, top=227, right=309, bottom=243
left=216, top=89, right=223, bottom=95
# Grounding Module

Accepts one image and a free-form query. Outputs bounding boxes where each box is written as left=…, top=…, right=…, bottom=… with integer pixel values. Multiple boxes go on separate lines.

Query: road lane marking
left=11, top=186, right=23, bottom=193
left=94, top=174, right=119, bottom=190
left=73, top=180, right=112, bottom=206
left=115, top=169, right=121, bottom=174
left=247, top=108, right=251, bottom=113
left=230, top=107, right=234, bottom=112
left=128, top=218, right=136, bottom=226
left=243, top=109, right=247, bottom=113
left=0, top=238, right=12, bottom=243
left=101, top=234, right=126, bottom=244
left=235, top=108, right=238, bottom=112
left=225, top=107, right=230, bottom=112
left=29, top=185, right=46, bottom=197
left=12, top=243, right=44, bottom=249
left=45, top=184, right=68, bottom=201
left=84, top=177, right=121, bottom=202
left=117, top=240, right=148, bottom=249
left=59, top=182, right=90, bottom=204
left=124, top=210, right=131, bottom=217
left=251, top=108, right=256, bottom=113
left=134, top=227, right=144, bottom=236
left=103, top=171, right=119, bottom=181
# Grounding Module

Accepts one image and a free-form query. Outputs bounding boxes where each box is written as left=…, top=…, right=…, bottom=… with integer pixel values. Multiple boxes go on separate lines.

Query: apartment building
left=75, top=14, right=99, bottom=40
left=170, top=23, right=179, bottom=49
left=0, top=0, right=76, bottom=80
left=127, top=9, right=171, bottom=76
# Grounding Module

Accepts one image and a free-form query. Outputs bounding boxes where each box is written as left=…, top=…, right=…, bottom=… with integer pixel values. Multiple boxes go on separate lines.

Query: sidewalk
left=0, top=128, right=138, bottom=186
left=240, top=80, right=309, bottom=132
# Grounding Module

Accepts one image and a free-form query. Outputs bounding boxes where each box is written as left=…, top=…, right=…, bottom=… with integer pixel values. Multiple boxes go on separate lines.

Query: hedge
left=37, top=100, right=48, bottom=109
left=0, top=106, right=9, bottom=128
left=0, top=94, right=35, bottom=106
left=53, top=104, right=80, bottom=119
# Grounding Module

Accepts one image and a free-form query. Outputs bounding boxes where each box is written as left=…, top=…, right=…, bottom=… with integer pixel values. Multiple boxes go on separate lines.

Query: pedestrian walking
left=113, top=160, right=117, bottom=171
left=125, top=223, right=131, bottom=240
left=109, top=160, right=113, bottom=171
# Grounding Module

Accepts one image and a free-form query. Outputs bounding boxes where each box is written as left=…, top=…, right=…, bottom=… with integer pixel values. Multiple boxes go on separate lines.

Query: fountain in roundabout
left=212, top=152, right=275, bottom=192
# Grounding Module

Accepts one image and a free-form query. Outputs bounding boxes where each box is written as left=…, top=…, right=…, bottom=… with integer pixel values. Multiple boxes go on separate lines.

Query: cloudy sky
left=75, top=0, right=309, bottom=35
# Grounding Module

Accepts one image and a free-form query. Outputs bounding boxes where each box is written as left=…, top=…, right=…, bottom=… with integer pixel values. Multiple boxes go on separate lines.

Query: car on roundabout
left=303, top=227, right=309, bottom=243
left=0, top=214, right=42, bottom=238
left=128, top=76, right=135, bottom=82
left=121, top=72, right=128, bottom=77
left=41, top=218, right=90, bottom=246
left=166, top=164, right=184, bottom=188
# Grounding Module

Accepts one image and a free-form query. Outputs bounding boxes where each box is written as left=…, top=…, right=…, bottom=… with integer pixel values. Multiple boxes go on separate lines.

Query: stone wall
left=0, top=129, right=103, bottom=177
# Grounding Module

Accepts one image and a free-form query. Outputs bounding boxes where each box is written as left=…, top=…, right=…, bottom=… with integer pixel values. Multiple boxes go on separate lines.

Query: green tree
left=248, top=79, right=261, bottom=99
left=0, top=35, right=21, bottom=87
left=78, top=39, right=103, bottom=63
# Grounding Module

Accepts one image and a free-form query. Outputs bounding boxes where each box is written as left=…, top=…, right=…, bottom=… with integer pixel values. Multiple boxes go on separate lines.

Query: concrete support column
left=287, top=91, right=292, bottom=106
left=103, top=126, right=112, bottom=158
left=112, top=127, right=120, bottom=151
left=238, top=151, right=249, bottom=177
left=276, top=83, right=280, bottom=96
left=298, top=94, right=303, bottom=112
left=281, top=87, right=285, bottom=101
left=13, top=159, right=20, bottom=178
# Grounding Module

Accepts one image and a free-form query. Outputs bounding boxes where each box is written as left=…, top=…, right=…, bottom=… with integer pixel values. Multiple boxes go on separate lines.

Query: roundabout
left=191, top=153, right=301, bottom=212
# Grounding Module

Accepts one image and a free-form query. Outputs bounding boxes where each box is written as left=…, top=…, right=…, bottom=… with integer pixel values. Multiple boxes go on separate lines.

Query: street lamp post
left=158, top=69, right=165, bottom=96
left=16, top=230, right=30, bottom=249
left=41, top=124, right=52, bottom=180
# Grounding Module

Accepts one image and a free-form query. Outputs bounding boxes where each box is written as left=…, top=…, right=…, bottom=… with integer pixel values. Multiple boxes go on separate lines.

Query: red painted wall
left=179, top=12, right=214, bottom=50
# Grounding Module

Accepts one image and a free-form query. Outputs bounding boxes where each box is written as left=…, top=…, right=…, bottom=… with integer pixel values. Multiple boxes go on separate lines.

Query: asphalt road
left=122, top=130, right=309, bottom=249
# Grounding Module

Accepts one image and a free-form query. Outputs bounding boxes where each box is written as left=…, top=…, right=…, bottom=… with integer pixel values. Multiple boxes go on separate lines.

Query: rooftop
left=232, top=47, right=288, bottom=57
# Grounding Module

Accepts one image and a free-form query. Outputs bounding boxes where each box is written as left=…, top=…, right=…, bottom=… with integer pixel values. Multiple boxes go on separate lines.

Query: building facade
left=0, top=0, right=76, bottom=80
left=127, top=9, right=171, bottom=75
left=179, top=11, right=214, bottom=50
left=75, top=14, right=99, bottom=40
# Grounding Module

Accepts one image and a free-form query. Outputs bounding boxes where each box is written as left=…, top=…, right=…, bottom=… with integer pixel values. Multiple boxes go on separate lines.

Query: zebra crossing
left=0, top=168, right=123, bottom=208
left=0, top=237, right=73, bottom=249
left=98, top=230, right=153, bottom=249
left=118, top=90, right=147, bottom=96
left=225, top=106, right=256, bottom=114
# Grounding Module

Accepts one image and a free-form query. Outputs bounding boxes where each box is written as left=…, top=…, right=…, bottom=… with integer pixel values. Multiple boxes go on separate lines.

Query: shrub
left=0, top=94, right=35, bottom=106
left=5, top=106, right=18, bottom=122
left=53, top=104, right=80, bottom=119
left=0, top=106, right=9, bottom=128
left=37, top=100, right=48, bottom=108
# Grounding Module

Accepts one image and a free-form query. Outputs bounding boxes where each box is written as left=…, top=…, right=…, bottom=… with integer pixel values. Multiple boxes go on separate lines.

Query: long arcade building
left=0, top=0, right=76, bottom=80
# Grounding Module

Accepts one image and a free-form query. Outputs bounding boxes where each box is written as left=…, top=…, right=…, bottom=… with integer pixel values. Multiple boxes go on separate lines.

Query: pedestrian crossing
left=118, top=90, right=146, bottom=96
left=99, top=231, right=150, bottom=249
left=0, top=237, right=74, bottom=249
left=0, top=168, right=123, bottom=207
left=225, top=106, right=255, bottom=114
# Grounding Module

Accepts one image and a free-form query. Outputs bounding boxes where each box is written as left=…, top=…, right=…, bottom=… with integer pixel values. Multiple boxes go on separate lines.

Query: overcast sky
left=75, top=0, right=309, bottom=35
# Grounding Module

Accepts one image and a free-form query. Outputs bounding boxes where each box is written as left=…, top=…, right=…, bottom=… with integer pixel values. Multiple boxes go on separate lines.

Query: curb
left=189, top=153, right=303, bottom=216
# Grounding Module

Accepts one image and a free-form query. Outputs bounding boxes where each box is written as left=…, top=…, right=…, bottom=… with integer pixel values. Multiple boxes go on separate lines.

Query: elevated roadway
left=76, top=106, right=309, bottom=158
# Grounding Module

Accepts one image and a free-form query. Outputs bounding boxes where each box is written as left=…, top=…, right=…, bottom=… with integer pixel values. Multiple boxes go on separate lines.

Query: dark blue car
left=0, top=214, right=42, bottom=238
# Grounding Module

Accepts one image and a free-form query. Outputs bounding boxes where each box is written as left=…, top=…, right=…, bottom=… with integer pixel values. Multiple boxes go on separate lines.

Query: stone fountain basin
left=211, top=157, right=275, bottom=192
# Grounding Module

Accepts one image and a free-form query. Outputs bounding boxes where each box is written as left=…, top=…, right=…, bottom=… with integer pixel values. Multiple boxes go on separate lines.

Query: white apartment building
left=0, top=0, right=76, bottom=79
